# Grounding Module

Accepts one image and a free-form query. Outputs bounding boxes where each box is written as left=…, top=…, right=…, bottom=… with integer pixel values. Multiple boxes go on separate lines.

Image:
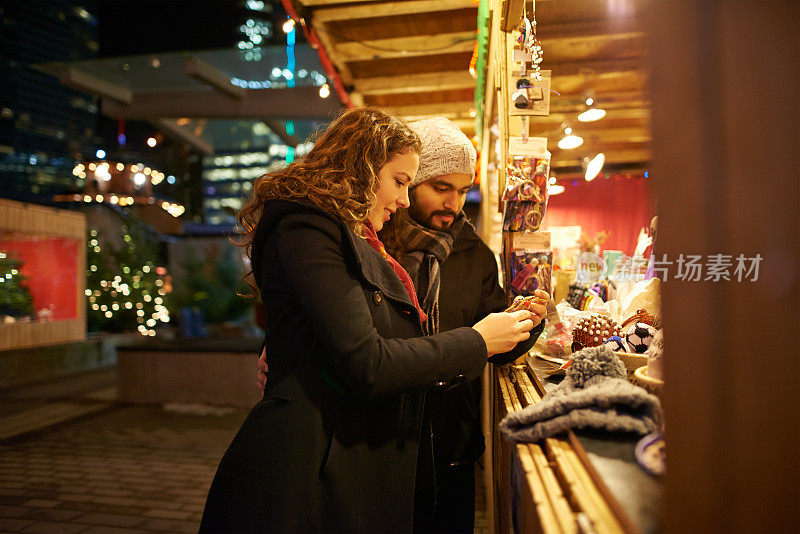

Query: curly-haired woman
left=199, top=107, right=535, bottom=533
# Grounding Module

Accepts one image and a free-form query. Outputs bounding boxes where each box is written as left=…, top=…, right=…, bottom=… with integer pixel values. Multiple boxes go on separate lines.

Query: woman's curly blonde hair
left=235, top=107, right=421, bottom=292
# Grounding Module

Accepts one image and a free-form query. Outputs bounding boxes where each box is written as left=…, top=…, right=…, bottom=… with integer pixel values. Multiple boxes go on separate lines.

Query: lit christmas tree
left=0, top=252, right=34, bottom=321
left=85, top=220, right=172, bottom=336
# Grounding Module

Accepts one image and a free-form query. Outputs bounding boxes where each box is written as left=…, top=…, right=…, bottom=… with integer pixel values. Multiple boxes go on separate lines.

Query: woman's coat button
left=373, top=291, right=383, bottom=305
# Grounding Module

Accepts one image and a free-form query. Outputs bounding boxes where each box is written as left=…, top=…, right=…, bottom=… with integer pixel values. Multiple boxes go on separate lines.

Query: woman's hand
left=472, top=310, right=535, bottom=357
left=256, top=348, right=268, bottom=392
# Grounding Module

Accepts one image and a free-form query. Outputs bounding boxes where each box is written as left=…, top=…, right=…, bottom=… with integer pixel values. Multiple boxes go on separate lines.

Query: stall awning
left=288, top=0, right=651, bottom=175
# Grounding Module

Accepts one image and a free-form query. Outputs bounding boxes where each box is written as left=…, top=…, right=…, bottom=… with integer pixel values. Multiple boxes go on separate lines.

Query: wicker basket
left=613, top=350, right=648, bottom=376
left=633, top=365, right=665, bottom=394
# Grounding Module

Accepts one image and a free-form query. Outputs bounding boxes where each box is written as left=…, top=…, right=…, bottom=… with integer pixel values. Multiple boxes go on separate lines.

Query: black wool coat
left=200, top=200, right=489, bottom=534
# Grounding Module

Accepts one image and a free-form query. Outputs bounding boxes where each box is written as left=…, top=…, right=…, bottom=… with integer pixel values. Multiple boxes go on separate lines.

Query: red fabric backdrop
left=543, top=175, right=654, bottom=255
left=1, top=237, right=79, bottom=319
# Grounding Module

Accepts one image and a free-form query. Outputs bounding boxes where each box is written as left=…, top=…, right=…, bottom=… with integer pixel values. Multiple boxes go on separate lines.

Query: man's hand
left=256, top=347, right=268, bottom=392
left=528, top=289, right=549, bottom=328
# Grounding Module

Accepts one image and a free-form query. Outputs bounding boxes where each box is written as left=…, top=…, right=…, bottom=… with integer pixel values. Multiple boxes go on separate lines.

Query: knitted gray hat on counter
left=407, top=117, right=476, bottom=186
left=499, top=345, right=663, bottom=443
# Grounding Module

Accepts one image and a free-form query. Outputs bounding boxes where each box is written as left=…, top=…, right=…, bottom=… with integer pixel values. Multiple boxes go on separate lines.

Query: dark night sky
left=96, top=0, right=292, bottom=57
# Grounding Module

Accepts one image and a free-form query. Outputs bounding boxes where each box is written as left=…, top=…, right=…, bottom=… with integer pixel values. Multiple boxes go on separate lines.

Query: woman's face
left=366, top=150, right=419, bottom=231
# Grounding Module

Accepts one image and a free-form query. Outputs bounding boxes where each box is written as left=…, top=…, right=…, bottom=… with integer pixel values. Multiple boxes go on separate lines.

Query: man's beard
left=408, top=203, right=457, bottom=231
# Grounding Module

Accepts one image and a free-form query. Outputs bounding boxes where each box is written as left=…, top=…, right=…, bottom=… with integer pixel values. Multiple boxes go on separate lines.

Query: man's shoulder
left=451, top=232, right=495, bottom=262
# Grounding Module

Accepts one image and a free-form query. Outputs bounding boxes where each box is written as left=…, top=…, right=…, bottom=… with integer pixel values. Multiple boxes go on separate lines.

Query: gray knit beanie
left=499, top=345, right=663, bottom=442
left=407, top=117, right=476, bottom=186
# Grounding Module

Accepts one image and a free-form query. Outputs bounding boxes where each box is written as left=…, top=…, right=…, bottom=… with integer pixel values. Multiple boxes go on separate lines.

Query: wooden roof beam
left=354, top=70, right=474, bottom=95
left=332, top=31, right=476, bottom=61
left=550, top=149, right=652, bottom=170
left=312, top=22, right=355, bottom=84
left=299, top=0, right=385, bottom=6
left=312, top=0, right=477, bottom=23
left=389, top=101, right=475, bottom=118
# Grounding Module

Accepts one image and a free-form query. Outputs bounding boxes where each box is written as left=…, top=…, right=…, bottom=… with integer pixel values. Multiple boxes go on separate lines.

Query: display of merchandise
left=635, top=432, right=666, bottom=476
left=646, top=329, right=665, bottom=380
left=604, top=335, right=627, bottom=352
left=503, top=201, right=545, bottom=232
left=571, top=314, right=623, bottom=349
left=505, top=294, right=548, bottom=313
left=621, top=307, right=661, bottom=330
left=625, top=322, right=658, bottom=354
left=507, top=250, right=552, bottom=297
left=503, top=156, right=549, bottom=203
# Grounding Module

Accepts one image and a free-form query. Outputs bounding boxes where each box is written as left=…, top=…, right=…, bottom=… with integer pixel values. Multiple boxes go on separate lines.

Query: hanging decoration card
left=509, top=69, right=551, bottom=116
left=507, top=249, right=554, bottom=298
left=503, top=201, right=545, bottom=232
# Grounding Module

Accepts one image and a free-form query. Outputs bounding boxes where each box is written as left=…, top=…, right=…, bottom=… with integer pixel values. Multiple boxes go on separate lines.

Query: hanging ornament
left=517, top=2, right=543, bottom=81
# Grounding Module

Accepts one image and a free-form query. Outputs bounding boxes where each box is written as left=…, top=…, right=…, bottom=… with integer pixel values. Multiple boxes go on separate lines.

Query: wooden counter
left=491, top=357, right=662, bottom=533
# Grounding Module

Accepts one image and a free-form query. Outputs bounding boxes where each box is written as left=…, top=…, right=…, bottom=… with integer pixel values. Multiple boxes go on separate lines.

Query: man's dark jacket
left=200, top=200, right=489, bottom=533
left=426, top=221, right=544, bottom=470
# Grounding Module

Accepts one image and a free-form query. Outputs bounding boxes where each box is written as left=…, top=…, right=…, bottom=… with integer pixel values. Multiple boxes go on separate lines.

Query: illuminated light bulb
left=578, top=108, right=607, bottom=122
left=585, top=97, right=594, bottom=106
left=95, top=194, right=103, bottom=202
left=133, top=173, right=146, bottom=186
left=85, top=289, right=92, bottom=296
left=319, top=84, right=330, bottom=99
left=557, top=135, right=583, bottom=150
left=89, top=163, right=97, bottom=171
left=282, top=19, right=295, bottom=33
left=110, top=195, right=118, bottom=204
left=548, top=184, right=566, bottom=195
left=584, top=153, right=605, bottom=182
left=83, top=195, right=92, bottom=202
left=116, top=163, right=124, bottom=171
left=147, top=137, right=157, bottom=148
left=129, top=164, right=138, bottom=172
left=96, top=149, right=106, bottom=159
left=549, top=176, right=557, bottom=185
left=564, top=127, right=573, bottom=135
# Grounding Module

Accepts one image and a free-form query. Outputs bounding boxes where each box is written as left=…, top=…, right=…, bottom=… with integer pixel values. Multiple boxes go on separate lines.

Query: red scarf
left=362, top=220, right=427, bottom=324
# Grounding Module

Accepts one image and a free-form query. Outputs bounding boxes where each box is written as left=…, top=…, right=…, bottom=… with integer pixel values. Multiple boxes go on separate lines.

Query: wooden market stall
left=286, top=1, right=799, bottom=533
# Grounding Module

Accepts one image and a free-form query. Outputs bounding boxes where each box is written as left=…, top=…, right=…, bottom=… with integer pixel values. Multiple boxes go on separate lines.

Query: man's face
left=407, top=173, right=474, bottom=231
